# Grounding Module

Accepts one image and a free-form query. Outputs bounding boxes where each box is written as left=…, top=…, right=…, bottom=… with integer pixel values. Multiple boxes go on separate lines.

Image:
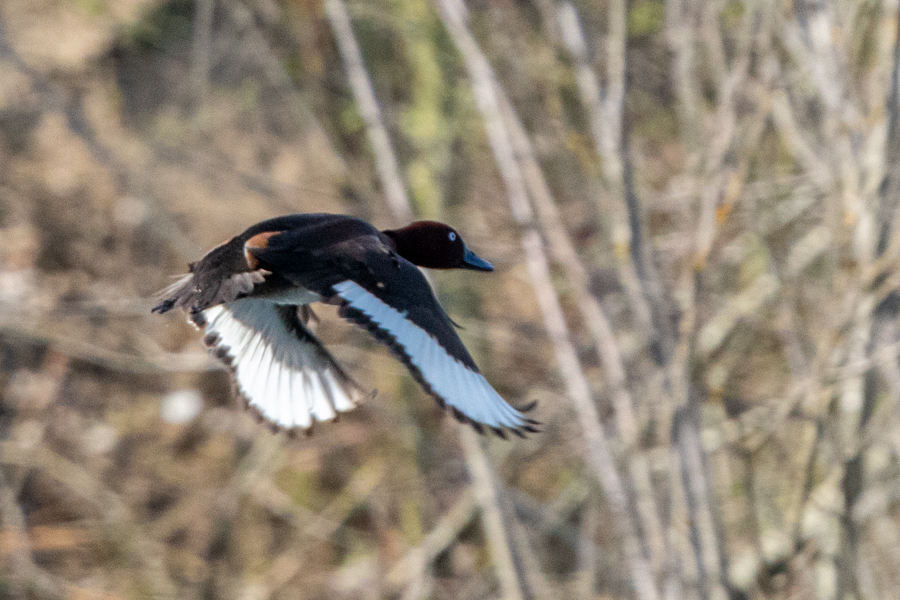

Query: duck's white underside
left=201, top=280, right=527, bottom=430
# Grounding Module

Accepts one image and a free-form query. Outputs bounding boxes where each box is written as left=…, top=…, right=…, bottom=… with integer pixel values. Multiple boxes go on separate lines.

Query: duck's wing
left=195, top=301, right=366, bottom=431
left=253, top=243, right=538, bottom=437
left=152, top=221, right=369, bottom=432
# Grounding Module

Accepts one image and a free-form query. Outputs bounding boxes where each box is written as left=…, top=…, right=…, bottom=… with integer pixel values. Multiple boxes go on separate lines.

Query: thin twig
left=386, top=491, right=477, bottom=589
left=324, top=0, right=414, bottom=222
left=326, top=2, right=526, bottom=596
left=673, top=407, right=727, bottom=600
left=0, top=442, right=179, bottom=600
left=496, top=90, right=669, bottom=577
left=459, top=427, right=526, bottom=600
left=190, top=0, right=215, bottom=109
left=0, top=322, right=218, bottom=374
left=575, top=499, right=598, bottom=599
left=0, top=468, right=66, bottom=600
left=503, top=488, right=558, bottom=600
left=556, top=2, right=672, bottom=363
left=662, top=4, right=768, bottom=600
left=249, top=456, right=387, bottom=596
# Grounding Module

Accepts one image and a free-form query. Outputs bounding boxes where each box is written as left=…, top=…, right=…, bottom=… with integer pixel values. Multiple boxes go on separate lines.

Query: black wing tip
left=150, top=298, right=205, bottom=318
left=189, top=310, right=207, bottom=328
left=499, top=401, right=541, bottom=438
left=450, top=406, right=469, bottom=425
left=433, top=375, right=543, bottom=439
left=447, top=402, right=540, bottom=440
left=487, top=422, right=537, bottom=439
left=489, top=426, right=508, bottom=440
left=519, top=400, right=541, bottom=426
left=152, top=299, right=175, bottom=314
left=286, top=426, right=315, bottom=439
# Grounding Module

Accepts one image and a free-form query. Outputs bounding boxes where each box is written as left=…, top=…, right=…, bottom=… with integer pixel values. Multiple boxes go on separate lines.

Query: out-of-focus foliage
left=0, top=0, right=899, bottom=599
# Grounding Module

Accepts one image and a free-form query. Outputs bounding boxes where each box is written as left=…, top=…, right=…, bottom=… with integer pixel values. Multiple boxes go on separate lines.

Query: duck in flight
left=153, top=213, right=537, bottom=437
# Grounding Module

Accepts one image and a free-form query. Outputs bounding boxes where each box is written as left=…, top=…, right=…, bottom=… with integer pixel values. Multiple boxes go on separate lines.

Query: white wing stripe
left=291, top=370, right=312, bottom=429
left=332, top=280, right=525, bottom=430
left=309, top=372, right=336, bottom=421
left=199, top=301, right=359, bottom=429
left=324, top=370, right=355, bottom=412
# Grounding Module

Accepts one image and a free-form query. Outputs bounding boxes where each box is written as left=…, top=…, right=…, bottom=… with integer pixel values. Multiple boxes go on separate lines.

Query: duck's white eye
left=448, top=232, right=457, bottom=242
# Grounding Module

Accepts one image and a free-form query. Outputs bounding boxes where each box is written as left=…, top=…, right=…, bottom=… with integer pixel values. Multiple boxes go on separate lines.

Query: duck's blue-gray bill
left=462, top=246, right=494, bottom=271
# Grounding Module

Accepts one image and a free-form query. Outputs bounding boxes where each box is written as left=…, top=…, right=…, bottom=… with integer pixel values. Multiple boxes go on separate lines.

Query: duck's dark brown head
left=382, top=221, right=494, bottom=271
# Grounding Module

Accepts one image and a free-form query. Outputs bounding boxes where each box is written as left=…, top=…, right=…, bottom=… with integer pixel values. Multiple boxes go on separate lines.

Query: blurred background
left=1, top=0, right=900, bottom=599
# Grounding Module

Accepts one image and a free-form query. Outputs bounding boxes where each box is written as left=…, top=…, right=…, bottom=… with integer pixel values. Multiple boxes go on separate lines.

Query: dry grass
left=1, top=1, right=900, bottom=599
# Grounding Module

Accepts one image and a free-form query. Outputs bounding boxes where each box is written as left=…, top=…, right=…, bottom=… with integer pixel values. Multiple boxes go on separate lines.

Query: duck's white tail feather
left=201, top=300, right=365, bottom=430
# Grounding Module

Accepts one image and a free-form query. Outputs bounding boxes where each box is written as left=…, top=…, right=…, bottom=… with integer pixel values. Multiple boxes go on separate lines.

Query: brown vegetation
left=1, top=0, right=900, bottom=599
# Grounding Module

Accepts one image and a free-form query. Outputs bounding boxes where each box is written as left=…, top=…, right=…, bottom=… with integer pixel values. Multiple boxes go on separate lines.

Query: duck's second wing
left=254, top=243, right=538, bottom=437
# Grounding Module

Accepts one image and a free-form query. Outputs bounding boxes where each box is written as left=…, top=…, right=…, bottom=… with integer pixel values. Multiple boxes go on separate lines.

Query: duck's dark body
left=155, top=214, right=375, bottom=312
left=154, top=213, right=535, bottom=436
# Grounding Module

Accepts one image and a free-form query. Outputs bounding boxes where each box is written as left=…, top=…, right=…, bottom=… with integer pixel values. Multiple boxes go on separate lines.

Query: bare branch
left=557, top=2, right=670, bottom=359
left=459, top=427, right=526, bottom=600
left=326, top=2, right=527, bottom=596
left=0, top=442, right=179, bottom=600
left=0, top=468, right=67, bottom=600
left=496, top=91, right=669, bottom=575
left=324, top=0, right=414, bottom=222
left=386, top=491, right=477, bottom=589
left=0, top=321, right=218, bottom=373
left=434, top=3, right=663, bottom=598
left=190, top=0, right=215, bottom=108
